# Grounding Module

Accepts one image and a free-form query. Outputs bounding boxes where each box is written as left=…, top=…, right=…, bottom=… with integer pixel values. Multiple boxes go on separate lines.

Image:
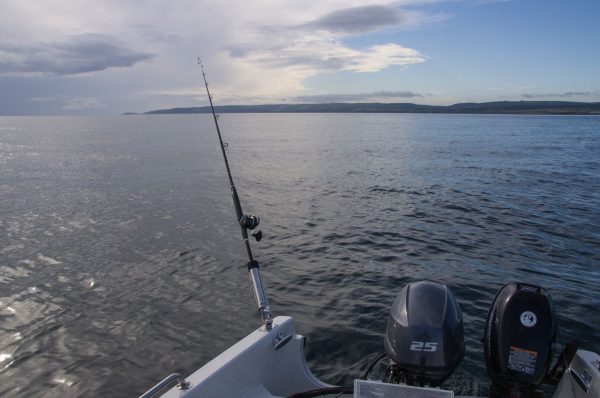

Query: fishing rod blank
left=198, top=58, right=272, bottom=330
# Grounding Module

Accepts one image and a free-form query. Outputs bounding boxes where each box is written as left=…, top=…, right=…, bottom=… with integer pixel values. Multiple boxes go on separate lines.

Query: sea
left=1, top=113, right=599, bottom=397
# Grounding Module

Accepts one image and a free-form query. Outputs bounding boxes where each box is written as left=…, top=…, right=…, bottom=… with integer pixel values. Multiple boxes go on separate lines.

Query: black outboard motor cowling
left=484, top=283, right=557, bottom=397
left=384, top=281, right=465, bottom=385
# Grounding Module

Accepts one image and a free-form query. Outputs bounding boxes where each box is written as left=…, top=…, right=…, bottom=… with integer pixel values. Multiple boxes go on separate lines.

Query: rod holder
left=248, top=261, right=272, bottom=329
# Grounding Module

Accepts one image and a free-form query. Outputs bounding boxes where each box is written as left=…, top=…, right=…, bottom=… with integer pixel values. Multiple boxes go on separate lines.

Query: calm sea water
left=0, top=114, right=599, bottom=397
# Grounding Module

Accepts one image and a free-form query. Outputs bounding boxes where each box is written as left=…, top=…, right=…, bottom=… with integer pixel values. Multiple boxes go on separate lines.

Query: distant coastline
left=132, top=101, right=600, bottom=116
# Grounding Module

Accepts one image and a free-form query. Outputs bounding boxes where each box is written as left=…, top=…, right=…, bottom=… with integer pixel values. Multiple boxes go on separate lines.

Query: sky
left=0, top=0, right=599, bottom=115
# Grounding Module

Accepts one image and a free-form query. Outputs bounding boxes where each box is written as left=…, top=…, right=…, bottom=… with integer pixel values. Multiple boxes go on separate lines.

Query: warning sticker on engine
left=508, top=346, right=538, bottom=375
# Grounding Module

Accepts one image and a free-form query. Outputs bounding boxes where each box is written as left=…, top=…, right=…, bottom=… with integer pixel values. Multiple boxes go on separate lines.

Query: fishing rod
left=198, top=58, right=273, bottom=330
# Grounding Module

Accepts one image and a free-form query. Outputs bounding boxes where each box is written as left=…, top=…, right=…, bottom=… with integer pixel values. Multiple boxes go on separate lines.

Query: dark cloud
left=227, top=45, right=250, bottom=58
left=0, top=34, right=154, bottom=76
left=522, top=91, right=596, bottom=99
left=303, top=5, right=405, bottom=34
left=292, top=91, right=423, bottom=103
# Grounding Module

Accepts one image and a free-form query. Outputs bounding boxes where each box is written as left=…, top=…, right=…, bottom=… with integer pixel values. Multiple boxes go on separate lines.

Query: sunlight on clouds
left=134, top=27, right=428, bottom=105
left=220, top=56, right=313, bottom=99
left=194, top=2, right=432, bottom=102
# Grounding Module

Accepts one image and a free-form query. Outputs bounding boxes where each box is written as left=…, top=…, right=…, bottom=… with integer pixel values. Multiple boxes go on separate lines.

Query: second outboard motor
left=384, top=281, right=464, bottom=385
left=484, top=283, right=557, bottom=397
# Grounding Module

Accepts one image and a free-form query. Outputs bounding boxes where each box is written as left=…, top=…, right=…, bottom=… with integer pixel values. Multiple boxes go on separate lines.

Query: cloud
left=244, top=31, right=426, bottom=74
left=344, top=43, right=427, bottom=72
left=0, top=33, right=154, bottom=76
left=0, top=1, right=441, bottom=113
left=298, top=4, right=446, bottom=34
left=136, top=88, right=204, bottom=98
left=472, top=0, right=513, bottom=5
left=292, top=90, right=423, bottom=102
left=62, top=97, right=104, bottom=110
left=30, top=95, right=104, bottom=110
left=302, top=5, right=406, bottom=33
left=521, top=91, right=599, bottom=99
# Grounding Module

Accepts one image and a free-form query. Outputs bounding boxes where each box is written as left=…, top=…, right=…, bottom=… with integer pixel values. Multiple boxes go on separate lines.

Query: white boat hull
left=152, top=316, right=599, bottom=398
left=161, top=316, right=330, bottom=398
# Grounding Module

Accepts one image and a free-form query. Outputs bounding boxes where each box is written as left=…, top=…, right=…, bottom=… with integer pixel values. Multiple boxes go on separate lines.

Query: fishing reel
left=240, top=214, right=262, bottom=241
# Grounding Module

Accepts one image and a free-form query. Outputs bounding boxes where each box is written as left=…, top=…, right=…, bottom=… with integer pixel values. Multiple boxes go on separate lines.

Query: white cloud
left=344, top=43, right=427, bottom=72
left=239, top=31, right=426, bottom=77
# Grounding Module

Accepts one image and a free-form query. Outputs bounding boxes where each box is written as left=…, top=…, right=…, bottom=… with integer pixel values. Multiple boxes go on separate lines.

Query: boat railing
left=138, top=373, right=190, bottom=398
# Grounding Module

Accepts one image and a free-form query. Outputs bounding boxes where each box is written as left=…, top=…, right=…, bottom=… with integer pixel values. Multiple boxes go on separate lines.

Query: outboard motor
left=384, top=281, right=465, bottom=385
left=484, top=283, right=557, bottom=397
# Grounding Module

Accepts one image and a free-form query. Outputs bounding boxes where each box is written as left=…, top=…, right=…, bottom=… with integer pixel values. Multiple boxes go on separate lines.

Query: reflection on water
left=0, top=114, right=599, bottom=396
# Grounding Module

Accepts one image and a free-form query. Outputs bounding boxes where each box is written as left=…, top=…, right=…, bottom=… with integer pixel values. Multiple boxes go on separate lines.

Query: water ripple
left=0, top=114, right=599, bottom=397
